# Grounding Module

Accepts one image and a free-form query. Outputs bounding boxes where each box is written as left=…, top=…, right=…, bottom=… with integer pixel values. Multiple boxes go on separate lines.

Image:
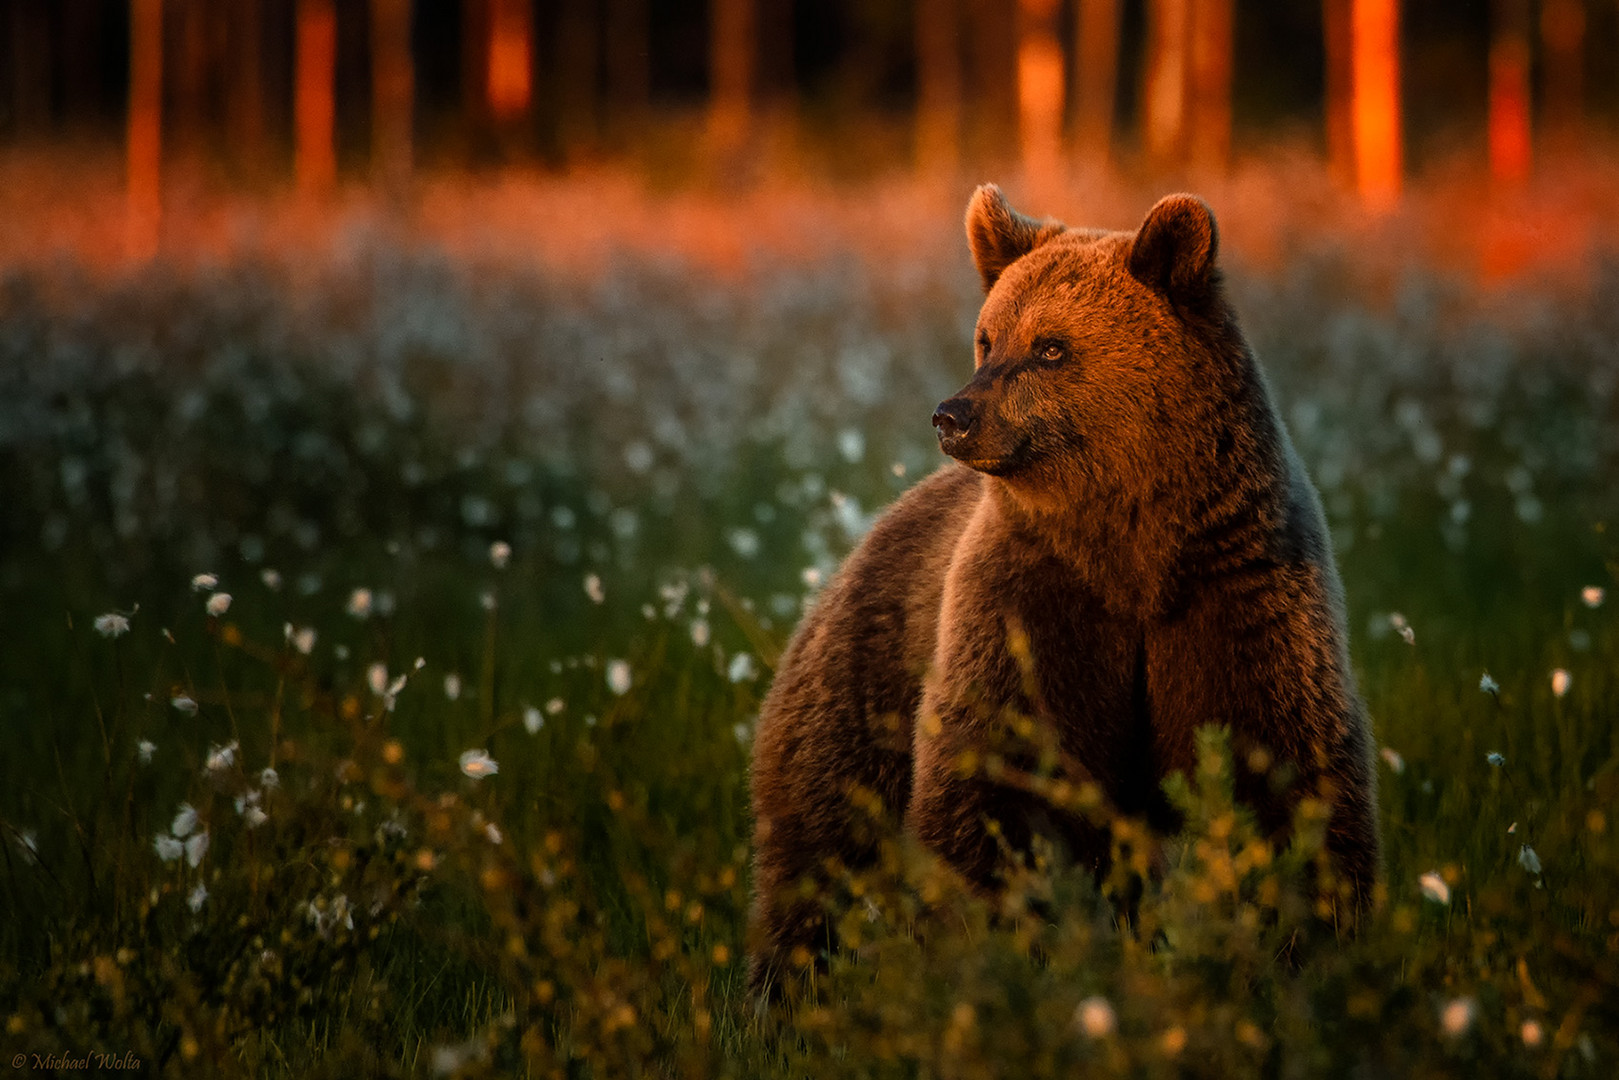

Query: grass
left=1, top=181, right=1617, bottom=1077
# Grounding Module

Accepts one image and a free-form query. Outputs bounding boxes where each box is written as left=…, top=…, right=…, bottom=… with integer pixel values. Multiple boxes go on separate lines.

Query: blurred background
left=1, top=0, right=1618, bottom=268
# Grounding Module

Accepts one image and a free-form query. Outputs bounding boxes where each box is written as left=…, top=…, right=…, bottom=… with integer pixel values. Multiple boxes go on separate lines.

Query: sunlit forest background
left=3, top=2, right=1619, bottom=1077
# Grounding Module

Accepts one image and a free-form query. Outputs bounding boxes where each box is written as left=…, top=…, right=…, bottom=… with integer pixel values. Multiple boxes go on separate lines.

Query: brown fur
left=746, top=186, right=1380, bottom=994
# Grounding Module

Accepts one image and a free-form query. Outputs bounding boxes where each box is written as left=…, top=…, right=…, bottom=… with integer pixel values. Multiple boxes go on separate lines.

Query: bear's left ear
left=966, top=184, right=1064, bottom=293
left=1128, top=194, right=1219, bottom=302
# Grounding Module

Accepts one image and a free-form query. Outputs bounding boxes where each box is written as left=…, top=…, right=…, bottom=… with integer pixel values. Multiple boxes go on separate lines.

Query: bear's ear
left=1128, top=194, right=1219, bottom=301
left=965, top=184, right=1063, bottom=293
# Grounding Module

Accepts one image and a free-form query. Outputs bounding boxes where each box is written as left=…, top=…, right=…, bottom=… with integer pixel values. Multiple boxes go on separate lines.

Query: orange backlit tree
left=486, top=0, right=534, bottom=122
left=1070, top=0, right=1121, bottom=172
left=708, top=0, right=756, bottom=168
left=967, top=0, right=1018, bottom=169
left=1017, top=0, right=1064, bottom=191
left=1488, top=0, right=1533, bottom=187
left=371, top=0, right=415, bottom=195
left=916, top=0, right=963, bottom=176
left=127, top=0, right=164, bottom=258
left=1323, top=0, right=1355, bottom=184
left=1539, top=0, right=1584, bottom=155
left=1186, top=0, right=1234, bottom=176
left=1142, top=0, right=1188, bottom=168
left=294, top=0, right=337, bottom=197
left=606, top=0, right=651, bottom=144
left=230, top=0, right=267, bottom=174
left=1350, top=0, right=1401, bottom=210
left=558, top=0, right=602, bottom=155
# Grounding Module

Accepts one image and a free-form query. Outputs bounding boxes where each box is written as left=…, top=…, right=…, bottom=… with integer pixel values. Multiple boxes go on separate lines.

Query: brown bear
left=746, top=185, right=1379, bottom=995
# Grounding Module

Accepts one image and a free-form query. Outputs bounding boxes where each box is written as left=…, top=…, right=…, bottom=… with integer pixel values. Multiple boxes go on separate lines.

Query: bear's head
left=934, top=185, right=1252, bottom=516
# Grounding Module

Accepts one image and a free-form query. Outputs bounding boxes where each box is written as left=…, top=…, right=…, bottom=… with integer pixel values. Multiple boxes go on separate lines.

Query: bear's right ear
left=1128, top=194, right=1219, bottom=302
left=965, top=184, right=1062, bottom=293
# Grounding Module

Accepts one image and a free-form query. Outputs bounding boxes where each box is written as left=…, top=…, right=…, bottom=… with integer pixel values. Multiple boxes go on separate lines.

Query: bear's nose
left=932, top=398, right=977, bottom=440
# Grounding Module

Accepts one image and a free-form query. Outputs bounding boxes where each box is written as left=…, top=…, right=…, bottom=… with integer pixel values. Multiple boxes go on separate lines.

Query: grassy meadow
left=1, top=175, right=1617, bottom=1077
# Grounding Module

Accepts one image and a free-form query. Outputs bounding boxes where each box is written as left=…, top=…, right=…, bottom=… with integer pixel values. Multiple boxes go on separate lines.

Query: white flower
left=584, top=573, right=606, bottom=604
left=1521, top=1019, right=1543, bottom=1047
left=1518, top=845, right=1542, bottom=875
left=459, top=749, right=498, bottom=779
left=1439, top=997, right=1475, bottom=1037
left=243, top=806, right=268, bottom=829
left=1418, top=871, right=1451, bottom=905
left=1551, top=669, right=1571, bottom=698
left=484, top=822, right=503, bottom=845
left=187, top=882, right=208, bottom=912
left=205, top=592, right=232, bottom=616
left=289, top=625, right=317, bottom=655
left=260, top=568, right=283, bottom=590
left=154, top=835, right=184, bottom=862
left=205, top=741, right=238, bottom=773
left=260, top=767, right=280, bottom=789
left=171, top=803, right=199, bottom=838
left=1379, top=747, right=1405, bottom=774
left=1486, top=752, right=1505, bottom=767
left=184, top=830, right=210, bottom=867
left=523, top=706, right=544, bottom=735
left=1581, top=586, right=1605, bottom=608
left=489, top=541, right=512, bottom=569
left=728, top=653, right=758, bottom=683
left=1074, top=996, right=1117, bottom=1038
left=443, top=673, right=462, bottom=701
left=1479, top=672, right=1499, bottom=694
left=368, top=663, right=389, bottom=696
left=137, top=739, right=156, bottom=763
left=690, top=618, right=711, bottom=647
left=606, top=659, right=632, bottom=696
left=94, top=613, right=130, bottom=638
left=171, top=695, right=198, bottom=715
left=346, top=588, right=374, bottom=618
left=191, top=573, right=219, bottom=592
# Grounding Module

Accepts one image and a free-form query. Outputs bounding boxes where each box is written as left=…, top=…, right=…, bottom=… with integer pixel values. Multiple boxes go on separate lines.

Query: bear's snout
left=932, top=397, right=978, bottom=445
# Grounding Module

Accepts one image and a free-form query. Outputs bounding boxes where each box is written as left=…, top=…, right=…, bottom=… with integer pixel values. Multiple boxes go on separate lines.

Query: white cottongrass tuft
left=171, top=803, right=199, bottom=838
left=1518, top=844, right=1542, bottom=875
left=368, top=663, right=389, bottom=696
left=489, top=541, right=512, bottom=569
left=690, top=618, right=711, bottom=647
left=523, top=706, right=544, bottom=735
left=205, top=592, right=232, bottom=616
left=1520, top=1019, right=1544, bottom=1047
left=260, top=767, right=280, bottom=789
left=584, top=573, right=606, bottom=604
left=480, top=590, right=497, bottom=612
left=1074, top=996, right=1117, bottom=1038
left=606, top=659, right=632, bottom=696
left=137, top=739, right=156, bottom=764
left=190, top=573, right=219, bottom=592
left=1439, top=997, right=1476, bottom=1037
left=171, top=695, right=199, bottom=715
left=545, top=697, right=565, bottom=716
left=1389, top=612, right=1415, bottom=645
left=94, top=613, right=131, bottom=638
left=443, top=673, right=462, bottom=701
left=459, top=749, right=498, bottom=779
left=187, top=882, right=208, bottom=912
left=184, top=830, right=210, bottom=867
left=1486, top=752, right=1505, bottom=767
left=1581, top=586, right=1605, bottom=608
left=244, top=805, right=269, bottom=829
left=1418, top=871, right=1451, bottom=904
left=346, top=588, right=374, bottom=618
left=1479, top=672, right=1499, bottom=694
left=154, top=834, right=184, bottom=862
left=286, top=625, right=317, bottom=655
left=1379, top=747, right=1405, bottom=774
left=1550, top=669, right=1571, bottom=698
left=728, top=652, right=758, bottom=683
left=484, top=821, right=503, bottom=845
left=260, top=568, right=283, bottom=590
left=205, top=741, right=238, bottom=773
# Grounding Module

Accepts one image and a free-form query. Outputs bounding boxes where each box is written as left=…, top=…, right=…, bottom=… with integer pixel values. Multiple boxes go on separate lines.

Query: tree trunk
left=1350, top=0, right=1401, bottom=209
left=605, top=0, right=651, bottom=144
left=1071, top=0, right=1121, bottom=172
left=6, top=1, right=53, bottom=139
left=557, top=0, right=601, bottom=158
left=1186, top=0, right=1234, bottom=176
left=1322, top=0, right=1354, bottom=183
left=231, top=0, right=268, bottom=174
left=966, top=0, right=1018, bottom=169
left=1017, top=0, right=1063, bottom=191
left=707, top=0, right=755, bottom=170
left=915, top=0, right=962, bottom=177
left=128, top=0, right=164, bottom=258
left=1488, top=0, right=1532, bottom=186
left=371, top=0, right=414, bottom=196
left=294, top=0, right=337, bottom=197
left=1142, top=0, right=1189, bottom=169
left=1539, top=0, right=1584, bottom=156
left=487, top=0, right=533, bottom=122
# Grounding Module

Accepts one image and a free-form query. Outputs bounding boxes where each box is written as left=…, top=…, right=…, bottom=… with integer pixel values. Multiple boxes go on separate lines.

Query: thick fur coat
left=746, top=186, right=1379, bottom=993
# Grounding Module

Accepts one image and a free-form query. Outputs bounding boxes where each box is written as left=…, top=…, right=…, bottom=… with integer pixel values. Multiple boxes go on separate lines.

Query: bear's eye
left=1037, top=340, right=1067, bottom=363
